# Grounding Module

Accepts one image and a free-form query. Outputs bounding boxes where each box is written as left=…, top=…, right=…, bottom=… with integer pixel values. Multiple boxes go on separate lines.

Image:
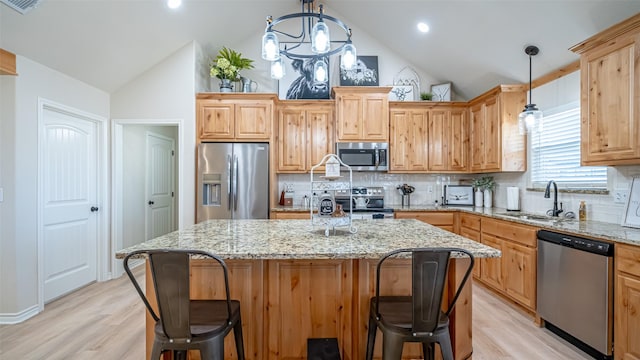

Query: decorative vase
left=219, top=79, right=233, bottom=92
left=474, top=189, right=483, bottom=207
left=483, top=189, right=493, bottom=208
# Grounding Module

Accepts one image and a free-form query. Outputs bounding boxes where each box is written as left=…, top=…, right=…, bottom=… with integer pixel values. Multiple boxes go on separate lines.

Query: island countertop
left=115, top=218, right=500, bottom=260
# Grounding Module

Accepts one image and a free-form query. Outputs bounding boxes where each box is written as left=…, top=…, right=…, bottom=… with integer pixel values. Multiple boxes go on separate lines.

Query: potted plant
left=420, top=92, right=433, bottom=101
left=210, top=47, right=254, bottom=92
left=472, top=176, right=495, bottom=208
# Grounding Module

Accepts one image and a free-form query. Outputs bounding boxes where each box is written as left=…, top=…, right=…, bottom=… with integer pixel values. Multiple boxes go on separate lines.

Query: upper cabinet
left=196, top=93, right=276, bottom=142
left=0, top=49, right=17, bottom=76
left=570, top=13, right=640, bottom=166
left=389, top=102, right=468, bottom=173
left=276, top=101, right=334, bottom=173
left=332, top=86, right=392, bottom=142
left=468, top=85, right=526, bottom=173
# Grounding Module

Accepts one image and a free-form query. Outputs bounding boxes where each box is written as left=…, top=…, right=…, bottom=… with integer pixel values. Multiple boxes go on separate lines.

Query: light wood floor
left=0, top=271, right=593, bottom=360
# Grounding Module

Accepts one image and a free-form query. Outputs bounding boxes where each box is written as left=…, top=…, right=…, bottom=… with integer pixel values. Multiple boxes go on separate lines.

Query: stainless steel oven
left=336, top=142, right=388, bottom=171
left=335, top=186, right=394, bottom=219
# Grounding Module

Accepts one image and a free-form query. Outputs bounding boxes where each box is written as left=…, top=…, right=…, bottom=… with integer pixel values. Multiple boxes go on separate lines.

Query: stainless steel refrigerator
left=197, top=143, right=269, bottom=222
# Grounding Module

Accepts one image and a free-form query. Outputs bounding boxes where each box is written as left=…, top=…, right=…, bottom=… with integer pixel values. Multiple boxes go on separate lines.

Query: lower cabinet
left=615, top=244, right=640, bottom=360
left=478, top=218, right=537, bottom=312
left=394, top=211, right=455, bottom=232
left=458, top=213, right=482, bottom=278
left=271, top=211, right=310, bottom=219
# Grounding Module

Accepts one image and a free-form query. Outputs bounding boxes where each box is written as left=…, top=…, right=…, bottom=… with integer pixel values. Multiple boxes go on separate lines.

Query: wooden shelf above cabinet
left=0, top=49, right=17, bottom=76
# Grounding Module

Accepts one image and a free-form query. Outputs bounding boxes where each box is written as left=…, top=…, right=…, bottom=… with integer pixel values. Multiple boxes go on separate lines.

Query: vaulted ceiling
left=2, top=0, right=638, bottom=99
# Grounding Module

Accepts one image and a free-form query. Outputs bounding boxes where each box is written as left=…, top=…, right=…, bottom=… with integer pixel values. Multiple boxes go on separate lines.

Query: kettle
left=241, top=77, right=258, bottom=93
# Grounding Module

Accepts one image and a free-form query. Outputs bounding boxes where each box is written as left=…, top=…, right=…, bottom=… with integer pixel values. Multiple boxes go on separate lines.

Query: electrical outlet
left=614, top=189, right=628, bottom=204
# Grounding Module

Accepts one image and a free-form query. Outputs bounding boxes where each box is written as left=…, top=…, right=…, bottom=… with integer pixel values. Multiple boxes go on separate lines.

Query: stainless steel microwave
left=336, top=142, right=388, bottom=171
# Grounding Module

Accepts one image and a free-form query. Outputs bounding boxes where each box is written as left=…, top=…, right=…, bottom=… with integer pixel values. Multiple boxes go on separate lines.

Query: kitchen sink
left=495, top=212, right=574, bottom=223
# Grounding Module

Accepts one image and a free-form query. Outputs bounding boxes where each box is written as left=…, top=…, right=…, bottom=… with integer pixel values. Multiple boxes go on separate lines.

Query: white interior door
left=146, top=132, right=175, bottom=240
left=42, top=107, right=98, bottom=302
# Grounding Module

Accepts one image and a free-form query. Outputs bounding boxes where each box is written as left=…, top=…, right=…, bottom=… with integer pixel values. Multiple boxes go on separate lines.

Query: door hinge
left=171, top=150, right=174, bottom=156
left=172, top=192, right=174, bottom=197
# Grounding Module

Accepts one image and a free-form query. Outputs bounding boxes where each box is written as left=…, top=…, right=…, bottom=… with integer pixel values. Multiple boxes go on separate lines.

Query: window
left=530, top=101, right=607, bottom=189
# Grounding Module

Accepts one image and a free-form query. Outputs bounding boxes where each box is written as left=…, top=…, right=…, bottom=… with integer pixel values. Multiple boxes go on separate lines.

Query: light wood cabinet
left=270, top=211, right=310, bottom=219
left=389, top=104, right=429, bottom=171
left=469, top=85, right=526, bottom=173
left=266, top=259, right=354, bottom=359
left=615, top=243, right=640, bottom=360
left=395, top=211, right=455, bottom=232
left=196, top=93, right=275, bottom=141
left=570, top=14, right=640, bottom=166
left=389, top=102, right=469, bottom=173
left=479, top=217, right=537, bottom=312
left=428, top=105, right=469, bottom=172
left=0, top=48, right=17, bottom=75
left=332, top=86, right=392, bottom=141
left=458, top=213, right=481, bottom=278
left=276, top=101, right=334, bottom=172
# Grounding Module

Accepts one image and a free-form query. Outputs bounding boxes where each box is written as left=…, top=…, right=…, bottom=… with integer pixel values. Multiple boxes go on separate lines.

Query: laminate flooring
left=0, top=270, right=594, bottom=360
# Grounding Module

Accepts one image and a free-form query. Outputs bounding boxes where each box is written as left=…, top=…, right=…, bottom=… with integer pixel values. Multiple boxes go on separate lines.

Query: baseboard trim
left=0, top=304, right=40, bottom=324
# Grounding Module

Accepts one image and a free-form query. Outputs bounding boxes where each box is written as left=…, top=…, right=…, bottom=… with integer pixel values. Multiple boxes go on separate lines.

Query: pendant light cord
left=528, top=54, right=532, bottom=105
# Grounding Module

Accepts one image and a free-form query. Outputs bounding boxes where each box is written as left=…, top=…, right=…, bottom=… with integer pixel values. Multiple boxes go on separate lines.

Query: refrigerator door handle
left=234, top=155, right=239, bottom=211
left=227, top=154, right=232, bottom=211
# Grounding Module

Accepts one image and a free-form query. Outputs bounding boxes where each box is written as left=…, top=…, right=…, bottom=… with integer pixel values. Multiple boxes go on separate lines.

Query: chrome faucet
left=544, top=180, right=563, bottom=217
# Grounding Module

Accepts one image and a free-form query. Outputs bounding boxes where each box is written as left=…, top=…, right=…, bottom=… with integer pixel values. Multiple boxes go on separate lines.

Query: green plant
left=420, top=92, right=433, bottom=101
left=472, top=176, right=495, bottom=191
left=209, top=47, right=254, bottom=81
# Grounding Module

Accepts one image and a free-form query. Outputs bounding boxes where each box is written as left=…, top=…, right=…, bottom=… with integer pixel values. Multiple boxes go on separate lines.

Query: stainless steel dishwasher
left=537, top=230, right=614, bottom=360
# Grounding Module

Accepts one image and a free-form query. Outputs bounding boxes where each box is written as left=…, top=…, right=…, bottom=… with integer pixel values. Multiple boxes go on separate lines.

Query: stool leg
left=233, top=317, right=245, bottom=360
left=381, top=332, right=403, bottom=360
left=365, top=316, right=377, bottom=360
left=437, top=332, right=454, bottom=360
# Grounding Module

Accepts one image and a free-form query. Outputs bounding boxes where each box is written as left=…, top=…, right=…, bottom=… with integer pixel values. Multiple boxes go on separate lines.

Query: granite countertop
left=115, top=219, right=500, bottom=260
left=271, top=205, right=640, bottom=247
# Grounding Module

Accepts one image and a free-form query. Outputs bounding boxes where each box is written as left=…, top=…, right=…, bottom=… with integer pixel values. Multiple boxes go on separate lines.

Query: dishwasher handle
left=537, top=230, right=613, bottom=257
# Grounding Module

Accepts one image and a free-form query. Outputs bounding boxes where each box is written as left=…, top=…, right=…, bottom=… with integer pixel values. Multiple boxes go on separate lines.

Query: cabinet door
left=390, top=109, right=428, bottom=171
left=361, top=94, right=389, bottom=140
left=581, top=37, right=640, bottom=165
left=502, top=241, right=536, bottom=310
left=277, top=108, right=307, bottom=172
left=199, top=102, right=235, bottom=139
left=448, top=108, right=469, bottom=171
left=389, top=110, right=411, bottom=171
left=336, top=95, right=363, bottom=140
left=469, top=102, right=484, bottom=172
left=480, top=234, right=503, bottom=291
left=235, top=101, right=272, bottom=139
left=615, top=273, right=640, bottom=360
left=308, top=106, right=334, bottom=169
left=428, top=108, right=448, bottom=171
left=483, top=95, right=501, bottom=171
left=459, top=227, right=481, bottom=278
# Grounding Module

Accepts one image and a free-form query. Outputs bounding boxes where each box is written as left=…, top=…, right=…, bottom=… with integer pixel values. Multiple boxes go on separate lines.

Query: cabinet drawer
left=460, top=214, right=481, bottom=232
left=617, top=243, right=640, bottom=276
left=482, top=218, right=536, bottom=247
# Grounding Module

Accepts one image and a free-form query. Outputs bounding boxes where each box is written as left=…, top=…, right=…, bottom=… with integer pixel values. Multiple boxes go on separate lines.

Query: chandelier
left=518, top=45, right=543, bottom=135
left=261, top=0, right=357, bottom=81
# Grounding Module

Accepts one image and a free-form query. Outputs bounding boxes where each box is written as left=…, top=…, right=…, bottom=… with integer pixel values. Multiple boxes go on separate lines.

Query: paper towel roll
left=507, top=187, right=520, bottom=210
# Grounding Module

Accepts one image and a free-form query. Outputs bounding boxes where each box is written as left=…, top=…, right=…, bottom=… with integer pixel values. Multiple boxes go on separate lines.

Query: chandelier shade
left=518, top=45, right=543, bottom=135
left=261, top=0, right=356, bottom=80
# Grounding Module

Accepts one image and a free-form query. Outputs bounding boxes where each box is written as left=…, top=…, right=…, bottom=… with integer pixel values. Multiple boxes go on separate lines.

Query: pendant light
left=518, top=45, right=543, bottom=135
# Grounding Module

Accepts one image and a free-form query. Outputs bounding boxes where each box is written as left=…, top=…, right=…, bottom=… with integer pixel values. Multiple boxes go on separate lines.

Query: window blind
left=530, top=102, right=607, bottom=188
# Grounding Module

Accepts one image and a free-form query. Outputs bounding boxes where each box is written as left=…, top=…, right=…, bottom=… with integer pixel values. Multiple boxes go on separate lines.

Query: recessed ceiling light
left=167, top=0, right=181, bottom=9
left=417, top=22, right=429, bottom=33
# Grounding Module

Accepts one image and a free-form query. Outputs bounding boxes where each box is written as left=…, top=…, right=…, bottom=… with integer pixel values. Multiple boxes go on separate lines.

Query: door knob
left=148, top=201, right=155, bottom=205
left=90, top=206, right=99, bottom=212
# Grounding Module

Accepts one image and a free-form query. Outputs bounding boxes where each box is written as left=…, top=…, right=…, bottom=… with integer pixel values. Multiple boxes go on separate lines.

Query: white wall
left=0, top=56, right=109, bottom=320
left=111, top=41, right=200, bottom=228
left=122, top=125, right=178, bottom=248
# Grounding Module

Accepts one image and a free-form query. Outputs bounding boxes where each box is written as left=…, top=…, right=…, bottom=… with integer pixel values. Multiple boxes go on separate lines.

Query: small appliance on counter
left=506, top=187, right=520, bottom=211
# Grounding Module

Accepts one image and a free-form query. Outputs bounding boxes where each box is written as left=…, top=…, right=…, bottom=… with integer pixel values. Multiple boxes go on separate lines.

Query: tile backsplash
left=278, top=165, right=640, bottom=225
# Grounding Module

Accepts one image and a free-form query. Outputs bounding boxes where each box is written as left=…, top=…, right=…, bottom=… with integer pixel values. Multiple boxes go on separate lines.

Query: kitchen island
left=116, top=219, right=500, bottom=360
